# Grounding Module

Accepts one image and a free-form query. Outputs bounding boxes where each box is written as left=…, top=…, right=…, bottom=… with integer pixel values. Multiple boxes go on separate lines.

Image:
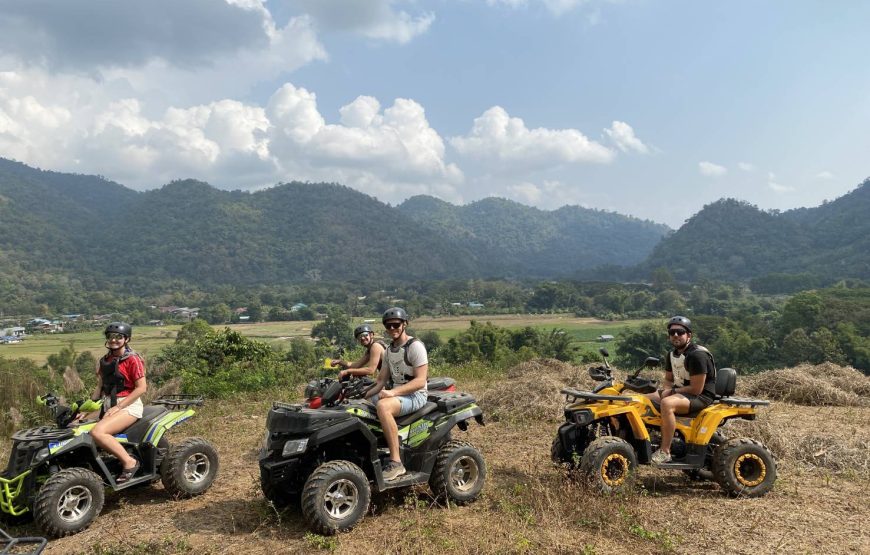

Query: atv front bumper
left=0, top=470, right=31, bottom=516
left=259, top=455, right=303, bottom=492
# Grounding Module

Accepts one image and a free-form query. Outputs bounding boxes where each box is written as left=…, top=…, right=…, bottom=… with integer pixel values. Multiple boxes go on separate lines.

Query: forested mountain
left=398, top=195, right=670, bottom=275
left=0, top=159, right=667, bottom=303
left=636, top=179, right=870, bottom=283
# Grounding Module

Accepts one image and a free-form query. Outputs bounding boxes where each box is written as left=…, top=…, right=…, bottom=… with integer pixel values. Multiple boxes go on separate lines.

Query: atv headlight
left=281, top=438, right=308, bottom=457
left=33, top=447, right=51, bottom=465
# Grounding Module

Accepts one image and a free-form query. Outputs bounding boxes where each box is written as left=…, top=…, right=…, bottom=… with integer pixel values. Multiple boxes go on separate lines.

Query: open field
left=0, top=315, right=653, bottom=365
left=3, top=362, right=869, bottom=554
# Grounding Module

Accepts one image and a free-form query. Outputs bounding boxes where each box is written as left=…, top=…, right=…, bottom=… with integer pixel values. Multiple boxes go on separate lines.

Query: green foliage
left=285, top=337, right=318, bottom=369
left=417, top=330, right=443, bottom=352
left=440, top=321, right=578, bottom=366
left=614, top=323, right=669, bottom=367
left=310, top=307, right=354, bottom=351
left=152, top=327, right=297, bottom=397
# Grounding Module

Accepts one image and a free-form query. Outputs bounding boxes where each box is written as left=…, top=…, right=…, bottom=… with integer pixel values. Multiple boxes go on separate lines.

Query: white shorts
left=104, top=396, right=144, bottom=419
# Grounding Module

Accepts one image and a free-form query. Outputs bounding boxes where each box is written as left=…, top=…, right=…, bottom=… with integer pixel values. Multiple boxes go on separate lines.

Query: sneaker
left=383, top=460, right=406, bottom=480
left=651, top=450, right=672, bottom=465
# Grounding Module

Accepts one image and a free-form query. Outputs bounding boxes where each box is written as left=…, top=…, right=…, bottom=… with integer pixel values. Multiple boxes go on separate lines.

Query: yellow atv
left=552, top=349, right=776, bottom=497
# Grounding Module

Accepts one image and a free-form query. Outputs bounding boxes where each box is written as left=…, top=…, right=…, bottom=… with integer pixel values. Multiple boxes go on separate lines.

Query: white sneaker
left=651, top=450, right=672, bottom=464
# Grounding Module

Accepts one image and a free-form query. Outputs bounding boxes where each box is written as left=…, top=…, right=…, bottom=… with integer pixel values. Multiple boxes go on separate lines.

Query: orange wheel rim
left=601, top=453, right=629, bottom=486
left=734, top=453, right=766, bottom=487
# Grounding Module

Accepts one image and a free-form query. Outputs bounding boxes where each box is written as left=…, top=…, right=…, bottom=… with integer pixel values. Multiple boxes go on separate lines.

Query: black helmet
left=104, top=321, right=132, bottom=338
left=354, top=324, right=373, bottom=338
left=382, top=307, right=409, bottom=324
left=667, top=316, right=692, bottom=333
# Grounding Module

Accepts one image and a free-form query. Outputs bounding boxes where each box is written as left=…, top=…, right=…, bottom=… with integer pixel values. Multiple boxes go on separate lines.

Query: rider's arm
left=365, top=365, right=390, bottom=398
left=390, top=363, right=428, bottom=396
left=658, top=370, right=674, bottom=396
left=343, top=343, right=383, bottom=377
left=678, top=373, right=706, bottom=396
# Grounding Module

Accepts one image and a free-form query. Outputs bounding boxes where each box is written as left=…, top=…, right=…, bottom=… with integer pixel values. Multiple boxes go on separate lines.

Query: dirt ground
left=6, top=367, right=870, bottom=555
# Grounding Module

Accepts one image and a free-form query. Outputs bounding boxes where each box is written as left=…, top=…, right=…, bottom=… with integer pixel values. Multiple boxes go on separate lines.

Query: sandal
left=116, top=461, right=140, bottom=484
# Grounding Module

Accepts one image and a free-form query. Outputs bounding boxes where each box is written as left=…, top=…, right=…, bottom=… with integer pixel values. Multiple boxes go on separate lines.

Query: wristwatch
left=670, top=386, right=677, bottom=396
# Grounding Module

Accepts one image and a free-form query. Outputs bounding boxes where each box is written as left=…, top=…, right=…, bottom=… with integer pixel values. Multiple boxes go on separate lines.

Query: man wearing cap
left=648, top=316, right=717, bottom=464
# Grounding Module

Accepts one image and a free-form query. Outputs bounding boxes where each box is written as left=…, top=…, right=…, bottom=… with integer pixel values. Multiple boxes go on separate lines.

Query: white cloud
left=768, top=181, right=794, bottom=193
left=450, top=106, right=614, bottom=172
left=486, top=0, right=591, bottom=16
left=604, top=121, right=648, bottom=154
left=737, top=162, right=755, bottom=172
left=815, top=171, right=834, bottom=180
left=293, top=0, right=434, bottom=43
left=698, top=161, right=727, bottom=177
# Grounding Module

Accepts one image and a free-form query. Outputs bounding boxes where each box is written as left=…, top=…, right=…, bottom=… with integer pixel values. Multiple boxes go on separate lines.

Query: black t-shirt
left=665, top=343, right=716, bottom=397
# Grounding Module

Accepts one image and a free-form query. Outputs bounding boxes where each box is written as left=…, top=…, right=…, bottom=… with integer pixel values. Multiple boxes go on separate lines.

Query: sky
left=0, top=0, right=867, bottom=228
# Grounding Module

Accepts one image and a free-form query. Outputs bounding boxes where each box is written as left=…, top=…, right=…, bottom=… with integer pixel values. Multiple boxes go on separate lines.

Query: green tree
left=614, top=323, right=669, bottom=368
left=310, top=307, right=354, bottom=351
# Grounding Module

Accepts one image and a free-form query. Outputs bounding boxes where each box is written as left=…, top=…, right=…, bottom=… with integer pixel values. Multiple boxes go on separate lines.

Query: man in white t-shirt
left=365, top=307, right=428, bottom=480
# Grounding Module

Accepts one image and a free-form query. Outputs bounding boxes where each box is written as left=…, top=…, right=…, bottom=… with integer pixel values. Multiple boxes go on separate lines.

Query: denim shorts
left=371, top=390, right=428, bottom=416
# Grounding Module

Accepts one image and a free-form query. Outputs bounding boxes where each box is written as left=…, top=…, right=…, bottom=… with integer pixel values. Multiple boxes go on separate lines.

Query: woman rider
left=75, top=322, right=147, bottom=483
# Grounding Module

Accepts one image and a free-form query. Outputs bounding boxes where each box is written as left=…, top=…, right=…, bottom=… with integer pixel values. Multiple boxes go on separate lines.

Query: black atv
left=0, top=393, right=219, bottom=537
left=259, top=380, right=486, bottom=534
left=303, top=375, right=457, bottom=408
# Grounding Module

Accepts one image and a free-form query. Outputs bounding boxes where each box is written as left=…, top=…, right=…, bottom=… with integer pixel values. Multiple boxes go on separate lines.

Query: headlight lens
left=281, top=438, right=308, bottom=457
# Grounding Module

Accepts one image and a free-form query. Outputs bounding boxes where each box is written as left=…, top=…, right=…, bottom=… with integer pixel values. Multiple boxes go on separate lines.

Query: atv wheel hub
left=451, top=455, right=480, bottom=492
left=56, top=485, right=92, bottom=522
left=734, top=453, right=766, bottom=487
left=601, top=453, right=629, bottom=486
left=183, top=453, right=211, bottom=484
left=324, top=479, right=358, bottom=519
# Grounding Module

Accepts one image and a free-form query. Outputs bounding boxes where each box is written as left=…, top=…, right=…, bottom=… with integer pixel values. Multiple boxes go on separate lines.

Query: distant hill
left=635, top=179, right=870, bottom=283
left=0, top=159, right=668, bottom=300
left=398, top=195, right=670, bottom=277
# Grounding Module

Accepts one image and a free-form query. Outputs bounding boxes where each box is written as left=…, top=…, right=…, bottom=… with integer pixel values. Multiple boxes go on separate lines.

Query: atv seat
left=396, top=402, right=438, bottom=427
left=122, top=405, right=169, bottom=444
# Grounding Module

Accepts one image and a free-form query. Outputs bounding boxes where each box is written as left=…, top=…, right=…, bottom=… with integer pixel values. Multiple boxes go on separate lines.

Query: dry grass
left=4, top=362, right=870, bottom=554
left=739, top=363, right=870, bottom=407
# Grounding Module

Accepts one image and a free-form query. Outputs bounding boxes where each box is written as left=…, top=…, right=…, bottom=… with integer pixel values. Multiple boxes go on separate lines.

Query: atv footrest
left=651, top=461, right=699, bottom=470
left=380, top=471, right=428, bottom=491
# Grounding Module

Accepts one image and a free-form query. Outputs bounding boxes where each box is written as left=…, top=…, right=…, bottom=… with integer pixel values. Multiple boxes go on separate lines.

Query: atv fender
left=141, top=409, right=195, bottom=446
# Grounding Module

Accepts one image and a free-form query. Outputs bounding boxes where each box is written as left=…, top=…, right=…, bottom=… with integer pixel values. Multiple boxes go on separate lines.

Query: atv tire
left=161, top=437, right=219, bottom=497
left=580, top=436, right=637, bottom=494
left=430, top=440, right=486, bottom=505
left=33, top=467, right=104, bottom=538
left=301, top=460, right=370, bottom=535
left=712, top=437, right=776, bottom=497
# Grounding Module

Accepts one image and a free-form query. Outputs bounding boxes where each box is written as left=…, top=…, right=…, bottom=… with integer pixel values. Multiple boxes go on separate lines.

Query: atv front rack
left=0, top=527, right=46, bottom=555
left=153, top=394, right=204, bottom=408
left=560, top=388, right=633, bottom=403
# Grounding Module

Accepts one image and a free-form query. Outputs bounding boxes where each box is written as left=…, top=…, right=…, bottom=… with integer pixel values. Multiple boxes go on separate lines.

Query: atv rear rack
left=560, top=388, right=633, bottom=403
left=718, top=397, right=771, bottom=407
left=153, top=394, right=204, bottom=408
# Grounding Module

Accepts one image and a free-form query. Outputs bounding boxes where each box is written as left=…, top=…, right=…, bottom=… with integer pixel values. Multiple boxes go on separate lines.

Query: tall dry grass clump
left=739, top=363, right=870, bottom=407
left=63, top=366, right=86, bottom=393
left=478, top=359, right=595, bottom=422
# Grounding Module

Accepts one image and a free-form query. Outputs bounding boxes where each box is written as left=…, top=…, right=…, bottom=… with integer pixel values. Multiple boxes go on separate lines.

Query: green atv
left=0, top=393, right=219, bottom=537
left=259, top=378, right=486, bottom=534
left=552, top=349, right=776, bottom=497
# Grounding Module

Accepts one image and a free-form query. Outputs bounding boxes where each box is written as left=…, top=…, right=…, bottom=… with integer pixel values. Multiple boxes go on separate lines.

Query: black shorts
left=682, top=393, right=714, bottom=413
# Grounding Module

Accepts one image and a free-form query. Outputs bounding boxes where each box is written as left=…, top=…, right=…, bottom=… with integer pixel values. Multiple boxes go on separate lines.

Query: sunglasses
left=668, top=329, right=688, bottom=337
left=356, top=333, right=371, bottom=340
left=384, top=322, right=403, bottom=330
left=105, top=333, right=126, bottom=341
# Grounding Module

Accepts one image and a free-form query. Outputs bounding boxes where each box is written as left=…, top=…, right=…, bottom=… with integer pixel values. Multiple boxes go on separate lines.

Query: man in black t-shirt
left=647, top=316, right=717, bottom=464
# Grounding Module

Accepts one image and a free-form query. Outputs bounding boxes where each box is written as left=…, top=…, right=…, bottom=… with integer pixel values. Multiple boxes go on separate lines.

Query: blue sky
left=0, top=1, right=866, bottom=227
